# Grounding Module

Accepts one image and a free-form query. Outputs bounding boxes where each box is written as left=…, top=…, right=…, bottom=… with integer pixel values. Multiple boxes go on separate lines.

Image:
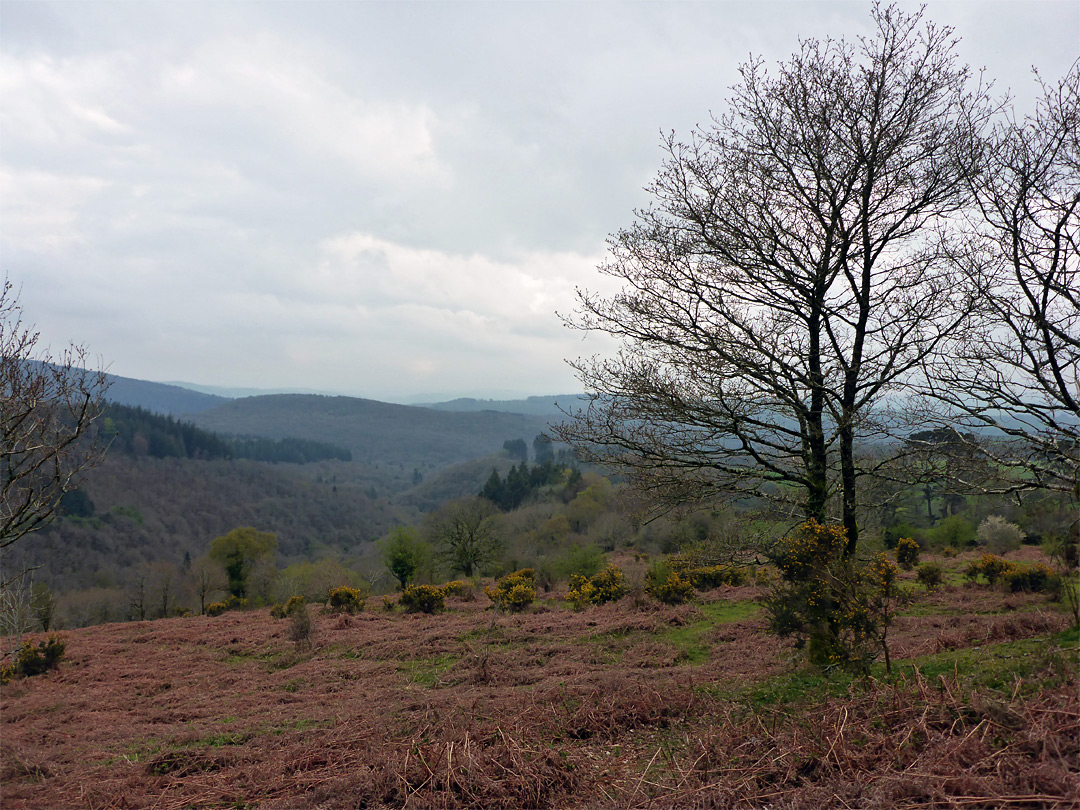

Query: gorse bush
left=765, top=521, right=900, bottom=676
left=567, top=564, right=627, bottom=609
left=270, top=595, right=306, bottom=619
left=206, top=594, right=249, bottom=616
left=895, top=537, right=920, bottom=570
left=964, top=553, right=1014, bottom=586
left=1003, top=562, right=1055, bottom=593
left=484, top=569, right=537, bottom=612
left=1, top=634, right=66, bottom=684
left=916, top=562, right=944, bottom=591
left=442, top=580, right=475, bottom=600
left=288, top=604, right=314, bottom=651
left=327, top=586, right=366, bottom=614
left=645, top=564, right=696, bottom=605
left=667, top=558, right=749, bottom=589
left=399, top=584, right=446, bottom=614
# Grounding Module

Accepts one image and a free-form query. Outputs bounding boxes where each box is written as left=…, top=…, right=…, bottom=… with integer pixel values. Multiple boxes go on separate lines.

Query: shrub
left=206, top=595, right=250, bottom=616
left=678, top=564, right=748, bottom=589
left=567, top=564, right=627, bottom=609
left=976, top=516, right=1025, bottom=554
left=895, top=537, right=920, bottom=570
left=2, top=635, right=66, bottom=682
left=381, top=595, right=397, bottom=612
left=399, top=584, right=446, bottom=614
left=270, top=595, right=306, bottom=619
left=884, top=522, right=920, bottom=550
left=442, top=580, right=475, bottom=600
left=551, top=543, right=606, bottom=580
left=928, top=514, right=976, bottom=548
left=645, top=566, right=696, bottom=605
left=964, top=553, right=1015, bottom=586
left=327, top=586, right=366, bottom=614
left=765, top=521, right=901, bottom=676
left=941, top=546, right=958, bottom=558
left=288, top=605, right=314, bottom=651
left=485, top=569, right=537, bottom=612
left=916, top=562, right=944, bottom=591
left=1003, top=562, right=1054, bottom=593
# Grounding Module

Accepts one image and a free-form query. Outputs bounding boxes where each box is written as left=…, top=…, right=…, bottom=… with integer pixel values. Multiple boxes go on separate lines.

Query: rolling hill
left=184, top=394, right=557, bottom=470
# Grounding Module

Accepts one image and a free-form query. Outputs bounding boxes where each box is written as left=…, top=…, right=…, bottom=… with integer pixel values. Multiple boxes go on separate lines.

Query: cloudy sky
left=3, top=1, right=1077, bottom=402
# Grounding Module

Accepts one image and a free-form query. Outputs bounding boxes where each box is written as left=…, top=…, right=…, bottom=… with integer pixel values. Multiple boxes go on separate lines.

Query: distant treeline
left=101, top=403, right=352, bottom=463
left=481, top=460, right=581, bottom=511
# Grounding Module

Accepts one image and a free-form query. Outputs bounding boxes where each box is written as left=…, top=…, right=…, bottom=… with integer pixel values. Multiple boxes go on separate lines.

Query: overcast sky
left=3, top=1, right=1077, bottom=402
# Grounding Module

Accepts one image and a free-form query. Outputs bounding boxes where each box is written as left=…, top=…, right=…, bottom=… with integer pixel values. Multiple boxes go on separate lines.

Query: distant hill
left=422, top=394, right=585, bottom=417
left=161, top=381, right=341, bottom=399
left=14, top=453, right=400, bottom=595
left=104, top=372, right=230, bottom=415
left=185, top=394, right=556, bottom=470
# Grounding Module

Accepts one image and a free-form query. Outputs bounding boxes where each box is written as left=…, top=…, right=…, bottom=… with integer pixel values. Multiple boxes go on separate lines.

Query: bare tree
left=189, top=555, right=228, bottom=615
left=928, top=62, right=1079, bottom=499
left=1, top=280, right=109, bottom=585
left=557, top=4, right=992, bottom=554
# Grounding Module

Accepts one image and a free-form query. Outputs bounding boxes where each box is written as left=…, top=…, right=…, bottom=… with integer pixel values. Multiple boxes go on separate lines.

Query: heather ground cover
left=2, top=551, right=1076, bottom=809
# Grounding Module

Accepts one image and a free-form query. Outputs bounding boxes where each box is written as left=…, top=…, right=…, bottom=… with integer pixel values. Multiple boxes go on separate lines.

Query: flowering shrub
left=1, top=635, right=66, bottom=684
left=672, top=563, right=748, bottom=589
left=484, top=569, right=536, bottom=612
left=271, top=595, right=306, bottom=619
left=1005, top=563, right=1054, bottom=593
left=765, top=521, right=900, bottom=675
left=646, top=569, right=696, bottom=605
left=567, top=564, right=627, bottom=609
left=399, top=584, right=446, bottom=614
left=328, top=586, right=366, bottom=614
left=964, top=553, right=1014, bottom=586
left=895, top=537, right=920, bottom=570
left=442, top=580, right=475, bottom=600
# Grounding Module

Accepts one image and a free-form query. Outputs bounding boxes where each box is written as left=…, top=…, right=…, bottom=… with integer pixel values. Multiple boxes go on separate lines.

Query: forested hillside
left=102, top=403, right=353, bottom=463
left=186, top=394, right=554, bottom=468
left=103, top=370, right=230, bottom=415
left=12, top=454, right=400, bottom=596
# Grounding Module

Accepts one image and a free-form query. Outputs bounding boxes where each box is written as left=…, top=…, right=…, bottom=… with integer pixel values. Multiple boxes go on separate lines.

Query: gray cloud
left=2, top=0, right=1077, bottom=400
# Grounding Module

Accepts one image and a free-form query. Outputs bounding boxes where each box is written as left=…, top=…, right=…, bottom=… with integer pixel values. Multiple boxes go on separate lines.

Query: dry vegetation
left=2, top=551, right=1077, bottom=809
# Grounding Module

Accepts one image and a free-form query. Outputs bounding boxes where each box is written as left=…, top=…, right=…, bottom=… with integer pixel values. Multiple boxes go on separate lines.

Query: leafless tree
left=927, top=62, right=1079, bottom=500
left=1, top=280, right=109, bottom=586
left=556, top=4, right=992, bottom=554
left=189, top=555, right=228, bottom=615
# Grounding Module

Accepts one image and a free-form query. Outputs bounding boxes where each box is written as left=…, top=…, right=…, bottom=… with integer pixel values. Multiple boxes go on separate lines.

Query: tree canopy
left=557, top=4, right=994, bottom=554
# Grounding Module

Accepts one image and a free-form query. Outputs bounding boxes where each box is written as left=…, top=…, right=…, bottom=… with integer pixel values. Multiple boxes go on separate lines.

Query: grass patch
left=734, top=629, right=1076, bottom=708
left=398, top=653, right=459, bottom=687
left=892, top=633, right=1078, bottom=693
left=657, top=600, right=760, bottom=665
left=191, top=731, right=252, bottom=748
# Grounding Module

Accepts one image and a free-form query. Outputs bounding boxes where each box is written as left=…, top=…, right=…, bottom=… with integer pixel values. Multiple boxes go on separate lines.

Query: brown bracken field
left=2, top=549, right=1077, bottom=809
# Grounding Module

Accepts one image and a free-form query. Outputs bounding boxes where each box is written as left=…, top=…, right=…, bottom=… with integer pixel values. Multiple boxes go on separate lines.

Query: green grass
left=574, top=600, right=760, bottom=666
left=656, top=600, right=760, bottom=664
left=891, top=628, right=1078, bottom=693
left=731, top=628, right=1077, bottom=708
left=398, top=653, right=459, bottom=687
